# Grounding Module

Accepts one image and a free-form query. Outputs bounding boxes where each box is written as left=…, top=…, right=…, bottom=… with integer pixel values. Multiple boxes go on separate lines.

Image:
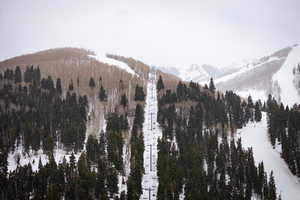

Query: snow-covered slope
left=214, top=56, right=283, bottom=85
left=180, top=64, right=210, bottom=82
left=239, top=113, right=300, bottom=200
left=272, top=45, right=300, bottom=106
left=89, top=52, right=137, bottom=76
left=164, top=45, right=299, bottom=106
left=214, top=45, right=300, bottom=106
left=157, top=63, right=239, bottom=83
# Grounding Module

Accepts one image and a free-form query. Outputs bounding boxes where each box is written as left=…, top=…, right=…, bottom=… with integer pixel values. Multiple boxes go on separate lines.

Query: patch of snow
left=272, top=45, right=300, bottom=107
left=89, top=52, right=137, bottom=76
left=236, top=89, right=267, bottom=102
left=239, top=112, right=300, bottom=200
left=7, top=144, right=81, bottom=172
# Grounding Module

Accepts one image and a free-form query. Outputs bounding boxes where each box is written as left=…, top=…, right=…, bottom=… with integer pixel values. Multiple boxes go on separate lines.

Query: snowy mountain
left=157, top=63, right=240, bottom=83
left=213, top=45, right=300, bottom=106
left=165, top=45, right=300, bottom=106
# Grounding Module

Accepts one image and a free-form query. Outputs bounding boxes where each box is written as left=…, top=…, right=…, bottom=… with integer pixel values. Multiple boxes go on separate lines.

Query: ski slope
left=140, top=70, right=162, bottom=200
left=214, top=56, right=282, bottom=85
left=272, top=45, right=300, bottom=107
left=89, top=52, right=137, bottom=76
left=239, top=112, right=300, bottom=200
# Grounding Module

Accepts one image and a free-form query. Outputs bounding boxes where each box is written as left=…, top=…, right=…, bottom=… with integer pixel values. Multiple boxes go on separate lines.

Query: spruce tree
left=56, top=78, right=62, bottom=95
left=209, top=77, right=216, bottom=92
left=157, top=75, right=165, bottom=92
left=14, top=66, right=22, bottom=83
left=89, top=77, right=96, bottom=89
left=99, top=85, right=107, bottom=101
left=268, top=171, right=277, bottom=200
left=254, top=102, right=262, bottom=122
left=120, top=94, right=128, bottom=108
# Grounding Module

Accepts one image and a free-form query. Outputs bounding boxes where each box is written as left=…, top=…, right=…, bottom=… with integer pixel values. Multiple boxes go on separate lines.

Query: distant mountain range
left=157, top=63, right=240, bottom=83
left=157, top=45, right=300, bottom=106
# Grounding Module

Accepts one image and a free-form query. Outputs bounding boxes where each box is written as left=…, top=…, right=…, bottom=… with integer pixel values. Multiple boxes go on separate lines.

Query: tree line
left=267, top=94, right=300, bottom=177
left=156, top=76, right=279, bottom=200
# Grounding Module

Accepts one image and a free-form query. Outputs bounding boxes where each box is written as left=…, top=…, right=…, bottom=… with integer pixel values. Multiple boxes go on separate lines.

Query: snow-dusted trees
left=156, top=80, right=279, bottom=199
left=127, top=104, right=145, bottom=199
left=255, top=102, right=262, bottom=122
left=0, top=66, right=88, bottom=153
left=267, top=95, right=300, bottom=177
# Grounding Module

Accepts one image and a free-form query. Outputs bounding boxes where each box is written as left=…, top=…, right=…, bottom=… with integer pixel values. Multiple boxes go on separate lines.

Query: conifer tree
left=89, top=77, right=96, bottom=89
left=99, top=85, right=107, bottom=101
left=56, top=78, right=62, bottom=95
left=134, top=85, right=145, bottom=101
left=14, top=66, right=22, bottom=83
left=268, top=171, right=277, bottom=200
left=120, top=94, right=128, bottom=108
left=209, top=77, right=216, bottom=92
left=157, top=75, right=164, bottom=92
left=254, top=102, right=262, bottom=122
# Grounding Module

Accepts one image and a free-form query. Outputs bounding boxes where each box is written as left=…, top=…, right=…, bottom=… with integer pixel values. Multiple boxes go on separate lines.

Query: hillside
left=168, top=45, right=300, bottom=106
left=0, top=48, right=148, bottom=138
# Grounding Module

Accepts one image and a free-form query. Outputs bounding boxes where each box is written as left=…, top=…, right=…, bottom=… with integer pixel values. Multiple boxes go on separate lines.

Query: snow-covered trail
left=239, top=112, right=300, bottom=200
left=140, top=70, right=162, bottom=200
left=272, top=45, right=300, bottom=107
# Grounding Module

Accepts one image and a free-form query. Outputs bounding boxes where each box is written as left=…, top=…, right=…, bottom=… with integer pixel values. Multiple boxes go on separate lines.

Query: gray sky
left=0, top=0, right=300, bottom=68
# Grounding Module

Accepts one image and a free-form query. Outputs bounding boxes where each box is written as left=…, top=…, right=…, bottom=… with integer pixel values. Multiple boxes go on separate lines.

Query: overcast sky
left=0, top=0, right=300, bottom=68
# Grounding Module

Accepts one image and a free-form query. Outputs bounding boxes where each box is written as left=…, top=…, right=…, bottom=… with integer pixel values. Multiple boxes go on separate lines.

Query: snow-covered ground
left=7, top=140, right=81, bottom=172
left=213, top=56, right=283, bottom=85
left=236, top=89, right=267, bottom=102
left=7, top=101, right=97, bottom=172
left=89, top=52, right=137, bottom=76
left=239, top=112, right=300, bottom=200
left=140, top=70, right=162, bottom=200
left=272, top=45, right=300, bottom=107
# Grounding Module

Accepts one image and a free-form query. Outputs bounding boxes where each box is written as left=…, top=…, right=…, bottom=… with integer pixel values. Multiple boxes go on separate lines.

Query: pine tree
left=99, top=85, right=107, bottom=101
left=268, top=171, right=277, bottom=200
left=89, top=77, right=96, bottom=89
left=120, top=94, right=128, bottom=108
left=56, top=78, right=62, bottom=95
left=254, top=102, right=262, bottom=122
left=157, top=75, right=165, bottom=92
left=134, top=85, right=145, bottom=101
left=14, top=66, right=22, bottom=83
left=209, top=77, right=216, bottom=92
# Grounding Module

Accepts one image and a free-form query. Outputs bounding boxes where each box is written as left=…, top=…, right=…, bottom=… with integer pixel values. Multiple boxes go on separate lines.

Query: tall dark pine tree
left=268, top=171, right=277, bottom=200
left=56, top=78, right=62, bottom=95
left=99, top=85, right=107, bottom=101
left=120, top=94, right=128, bottom=108
left=254, top=102, right=262, bottom=122
left=157, top=75, right=165, bottom=92
left=14, top=66, right=22, bottom=83
left=134, top=85, right=145, bottom=101
left=209, top=77, right=216, bottom=92
left=89, top=77, right=96, bottom=89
